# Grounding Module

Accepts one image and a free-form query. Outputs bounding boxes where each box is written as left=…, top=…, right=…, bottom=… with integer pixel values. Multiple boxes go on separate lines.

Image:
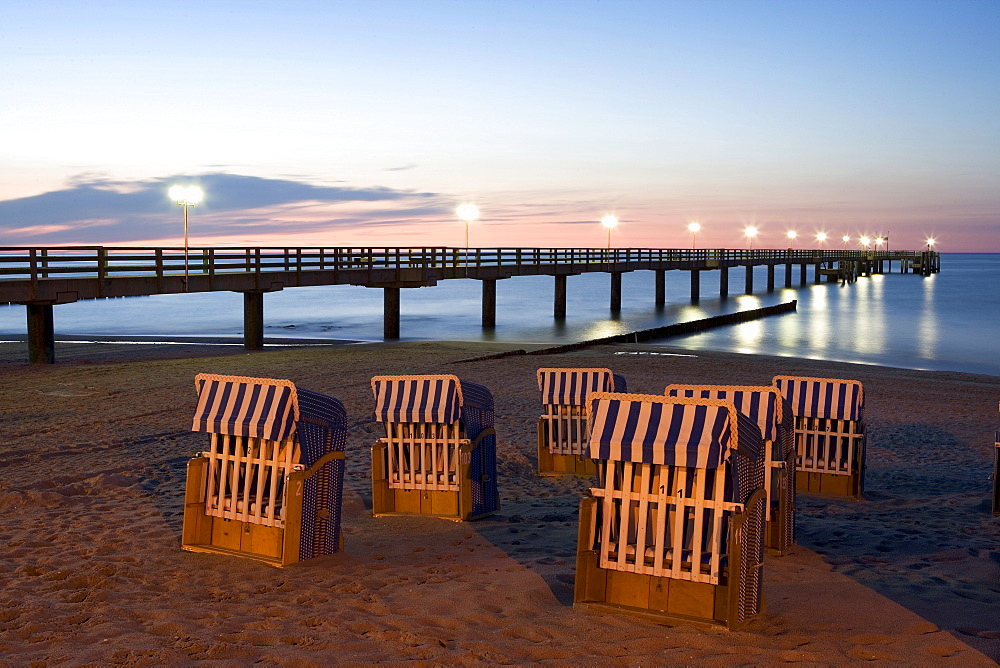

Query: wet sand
left=1, top=339, right=998, bottom=665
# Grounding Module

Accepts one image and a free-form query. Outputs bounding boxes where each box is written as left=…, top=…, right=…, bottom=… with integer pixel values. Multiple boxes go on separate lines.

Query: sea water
left=1, top=253, right=997, bottom=377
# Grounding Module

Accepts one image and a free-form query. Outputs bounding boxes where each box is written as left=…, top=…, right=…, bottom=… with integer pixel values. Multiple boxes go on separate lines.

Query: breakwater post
left=454, top=300, right=798, bottom=362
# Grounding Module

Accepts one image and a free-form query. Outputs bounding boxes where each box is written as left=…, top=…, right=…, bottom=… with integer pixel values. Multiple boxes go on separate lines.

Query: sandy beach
left=1, top=339, right=998, bottom=665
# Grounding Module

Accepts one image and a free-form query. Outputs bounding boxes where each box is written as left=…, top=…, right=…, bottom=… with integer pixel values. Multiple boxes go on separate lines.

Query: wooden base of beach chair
left=574, top=551, right=733, bottom=628
left=371, top=443, right=492, bottom=521
left=795, top=470, right=862, bottom=500
left=181, top=455, right=342, bottom=567
left=537, top=419, right=597, bottom=476
left=573, top=495, right=764, bottom=630
left=537, top=445, right=597, bottom=477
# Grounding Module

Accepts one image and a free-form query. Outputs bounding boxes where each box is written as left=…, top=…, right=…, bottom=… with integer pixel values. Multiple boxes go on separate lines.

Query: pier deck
left=0, top=246, right=940, bottom=363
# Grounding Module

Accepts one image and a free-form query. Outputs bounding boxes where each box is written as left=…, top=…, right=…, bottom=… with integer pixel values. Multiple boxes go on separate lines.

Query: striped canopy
left=772, top=376, right=864, bottom=421
left=666, top=385, right=781, bottom=442
left=372, top=374, right=463, bottom=424
left=587, top=392, right=744, bottom=469
left=537, top=368, right=616, bottom=406
left=192, top=374, right=299, bottom=441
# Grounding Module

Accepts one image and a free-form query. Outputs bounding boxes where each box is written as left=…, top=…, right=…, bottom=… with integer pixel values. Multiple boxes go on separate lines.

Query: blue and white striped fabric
left=772, top=376, right=864, bottom=421
left=537, top=368, right=621, bottom=406
left=587, top=392, right=739, bottom=469
left=192, top=374, right=298, bottom=441
left=666, top=385, right=780, bottom=442
left=372, top=375, right=463, bottom=424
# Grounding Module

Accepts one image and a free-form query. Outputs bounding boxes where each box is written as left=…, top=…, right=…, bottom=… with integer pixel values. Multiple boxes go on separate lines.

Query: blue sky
left=2, top=0, right=997, bottom=250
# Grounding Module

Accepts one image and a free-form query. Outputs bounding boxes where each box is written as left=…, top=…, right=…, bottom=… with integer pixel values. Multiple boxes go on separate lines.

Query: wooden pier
left=0, top=246, right=940, bottom=363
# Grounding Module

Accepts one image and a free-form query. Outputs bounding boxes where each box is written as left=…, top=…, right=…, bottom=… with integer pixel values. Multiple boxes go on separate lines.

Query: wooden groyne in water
left=0, top=245, right=937, bottom=363
left=454, top=301, right=797, bottom=362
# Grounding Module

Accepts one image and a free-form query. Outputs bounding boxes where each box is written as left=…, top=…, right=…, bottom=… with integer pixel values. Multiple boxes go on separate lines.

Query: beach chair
left=575, top=392, right=766, bottom=629
left=182, top=374, right=348, bottom=567
left=993, top=400, right=999, bottom=517
left=772, top=375, right=866, bottom=500
left=370, top=374, right=499, bottom=521
left=666, top=385, right=795, bottom=555
left=536, top=368, right=627, bottom=476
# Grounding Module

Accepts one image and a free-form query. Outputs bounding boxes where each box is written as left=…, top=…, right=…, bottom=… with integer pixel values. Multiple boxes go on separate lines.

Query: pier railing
left=0, top=246, right=926, bottom=284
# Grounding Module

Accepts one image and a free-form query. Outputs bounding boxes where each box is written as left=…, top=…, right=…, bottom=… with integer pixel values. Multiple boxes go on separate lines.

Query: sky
left=2, top=0, right=998, bottom=252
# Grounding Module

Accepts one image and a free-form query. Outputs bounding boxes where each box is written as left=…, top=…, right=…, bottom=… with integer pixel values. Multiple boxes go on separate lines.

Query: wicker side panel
left=296, top=389, right=348, bottom=560
left=781, top=448, right=796, bottom=551
left=735, top=489, right=766, bottom=626
left=460, top=381, right=500, bottom=516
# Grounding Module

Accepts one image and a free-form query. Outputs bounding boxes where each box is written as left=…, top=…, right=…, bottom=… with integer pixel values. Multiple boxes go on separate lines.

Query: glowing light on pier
left=816, top=232, right=828, bottom=245
left=786, top=230, right=797, bottom=248
left=842, top=235, right=851, bottom=249
left=744, top=226, right=758, bottom=250
left=926, top=237, right=936, bottom=249
left=875, top=237, right=885, bottom=248
left=860, top=236, right=871, bottom=248
left=688, top=222, right=701, bottom=249
left=169, top=185, right=204, bottom=290
left=456, top=204, right=479, bottom=250
left=601, top=215, right=618, bottom=250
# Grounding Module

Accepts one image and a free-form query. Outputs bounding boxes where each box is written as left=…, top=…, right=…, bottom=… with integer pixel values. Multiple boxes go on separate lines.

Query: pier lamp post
left=786, top=230, right=797, bottom=249
left=601, top=215, right=618, bottom=251
left=875, top=237, right=885, bottom=251
left=860, top=236, right=871, bottom=249
left=169, top=184, right=203, bottom=290
left=744, top=226, right=758, bottom=250
left=926, top=237, right=936, bottom=251
left=816, top=232, right=828, bottom=245
left=688, top=222, right=700, bottom=249
left=456, top=204, right=479, bottom=250
left=842, top=235, right=850, bottom=249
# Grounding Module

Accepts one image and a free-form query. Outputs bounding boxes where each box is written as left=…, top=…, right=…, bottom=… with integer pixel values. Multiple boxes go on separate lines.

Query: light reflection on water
left=918, top=274, right=938, bottom=359
left=732, top=296, right=764, bottom=353
left=0, top=254, right=996, bottom=376
left=804, top=285, right=829, bottom=352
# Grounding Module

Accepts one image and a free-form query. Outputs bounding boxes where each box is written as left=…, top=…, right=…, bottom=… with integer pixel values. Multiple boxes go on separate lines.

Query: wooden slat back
left=383, top=422, right=464, bottom=492
left=592, top=459, right=739, bottom=585
left=203, top=433, right=297, bottom=527
left=540, top=404, right=589, bottom=456
left=794, top=415, right=863, bottom=475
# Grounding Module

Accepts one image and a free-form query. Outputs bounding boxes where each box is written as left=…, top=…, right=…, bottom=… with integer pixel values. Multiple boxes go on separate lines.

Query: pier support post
left=610, top=272, right=622, bottom=312
left=766, top=264, right=775, bottom=291
left=690, top=269, right=701, bottom=303
left=799, top=263, right=807, bottom=286
left=719, top=266, right=729, bottom=299
left=482, top=279, right=496, bottom=328
left=243, top=291, right=265, bottom=350
left=813, top=263, right=823, bottom=284
left=745, top=264, right=754, bottom=294
left=655, top=270, right=665, bottom=306
left=384, top=287, right=400, bottom=340
left=26, top=303, right=55, bottom=365
left=554, top=275, right=567, bottom=319
left=784, top=263, right=793, bottom=288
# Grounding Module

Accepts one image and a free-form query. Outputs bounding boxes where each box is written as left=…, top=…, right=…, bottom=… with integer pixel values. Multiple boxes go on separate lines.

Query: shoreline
left=2, top=333, right=998, bottom=380
left=2, top=340, right=999, bottom=663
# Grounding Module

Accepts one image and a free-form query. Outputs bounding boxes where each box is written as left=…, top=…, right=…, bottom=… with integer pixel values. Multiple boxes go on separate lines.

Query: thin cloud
left=0, top=173, right=451, bottom=245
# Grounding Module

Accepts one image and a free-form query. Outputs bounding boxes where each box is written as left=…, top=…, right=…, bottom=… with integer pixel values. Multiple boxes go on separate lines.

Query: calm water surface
left=1, top=253, right=996, bottom=376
